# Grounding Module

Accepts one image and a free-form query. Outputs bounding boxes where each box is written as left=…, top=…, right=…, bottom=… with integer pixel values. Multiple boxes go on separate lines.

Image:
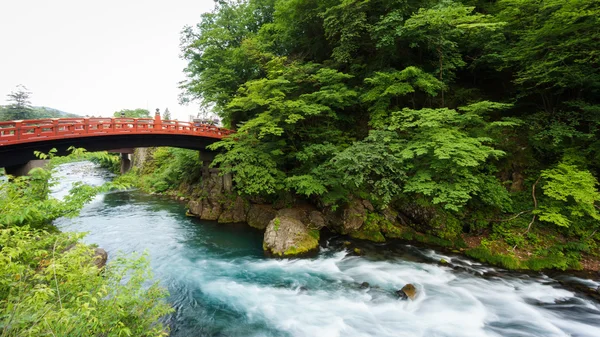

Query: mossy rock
left=283, top=231, right=320, bottom=256
left=264, top=216, right=320, bottom=256
left=349, top=213, right=386, bottom=243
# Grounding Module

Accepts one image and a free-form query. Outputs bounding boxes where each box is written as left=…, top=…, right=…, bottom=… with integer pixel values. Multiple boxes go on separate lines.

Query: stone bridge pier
left=199, top=150, right=232, bottom=192
left=4, top=159, right=50, bottom=176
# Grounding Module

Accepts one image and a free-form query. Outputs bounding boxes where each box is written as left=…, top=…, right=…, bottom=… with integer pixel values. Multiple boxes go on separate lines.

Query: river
left=52, top=161, right=600, bottom=337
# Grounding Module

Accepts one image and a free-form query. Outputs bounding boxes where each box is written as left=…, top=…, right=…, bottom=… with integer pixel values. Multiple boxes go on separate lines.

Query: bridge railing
left=0, top=117, right=234, bottom=145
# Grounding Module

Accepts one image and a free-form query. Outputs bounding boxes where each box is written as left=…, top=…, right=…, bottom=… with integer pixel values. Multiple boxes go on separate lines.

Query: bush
left=0, top=226, right=173, bottom=336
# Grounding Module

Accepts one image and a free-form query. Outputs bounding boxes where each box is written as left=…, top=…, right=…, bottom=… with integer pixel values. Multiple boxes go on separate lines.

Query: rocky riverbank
left=117, top=147, right=600, bottom=273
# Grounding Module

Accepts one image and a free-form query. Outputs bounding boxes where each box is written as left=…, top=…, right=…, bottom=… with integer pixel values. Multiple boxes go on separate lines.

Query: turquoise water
left=53, top=162, right=600, bottom=337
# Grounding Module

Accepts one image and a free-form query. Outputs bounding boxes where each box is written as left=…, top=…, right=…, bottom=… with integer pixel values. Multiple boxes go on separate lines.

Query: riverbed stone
left=263, top=214, right=319, bottom=256
left=247, top=204, right=277, bottom=230
left=218, top=196, right=250, bottom=223
left=397, top=283, right=416, bottom=300
left=93, top=248, right=108, bottom=269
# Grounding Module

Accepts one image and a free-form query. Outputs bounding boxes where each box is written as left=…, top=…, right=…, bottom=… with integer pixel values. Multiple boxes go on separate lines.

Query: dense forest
left=171, top=0, right=600, bottom=269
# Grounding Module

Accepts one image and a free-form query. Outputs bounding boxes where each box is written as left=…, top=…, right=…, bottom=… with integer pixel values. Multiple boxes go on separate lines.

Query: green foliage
left=537, top=162, right=600, bottom=228
left=0, top=150, right=172, bottom=336
left=362, top=67, right=443, bottom=127
left=113, top=109, right=151, bottom=118
left=325, top=102, right=515, bottom=210
left=45, top=147, right=121, bottom=174
left=400, top=2, right=504, bottom=89
left=134, top=148, right=202, bottom=193
left=179, top=0, right=600, bottom=268
left=0, top=150, right=129, bottom=228
left=0, top=226, right=172, bottom=336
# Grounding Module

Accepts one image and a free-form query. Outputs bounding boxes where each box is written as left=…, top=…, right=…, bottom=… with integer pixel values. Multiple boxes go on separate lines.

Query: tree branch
left=524, top=176, right=541, bottom=235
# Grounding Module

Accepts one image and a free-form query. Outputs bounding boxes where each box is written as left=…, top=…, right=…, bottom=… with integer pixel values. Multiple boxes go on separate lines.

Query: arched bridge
left=0, top=116, right=234, bottom=171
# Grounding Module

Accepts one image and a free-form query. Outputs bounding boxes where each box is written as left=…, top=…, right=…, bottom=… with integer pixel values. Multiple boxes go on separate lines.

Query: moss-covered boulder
left=247, top=204, right=277, bottom=230
left=263, top=214, right=320, bottom=256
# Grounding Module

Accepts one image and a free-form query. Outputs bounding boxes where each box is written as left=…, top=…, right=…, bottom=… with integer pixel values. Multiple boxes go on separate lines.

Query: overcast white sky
left=0, top=0, right=215, bottom=120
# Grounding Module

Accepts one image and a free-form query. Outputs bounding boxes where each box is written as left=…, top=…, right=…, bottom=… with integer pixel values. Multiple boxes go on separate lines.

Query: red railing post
left=53, top=119, right=59, bottom=136
left=154, top=109, right=162, bottom=130
left=15, top=121, right=22, bottom=140
left=83, top=118, right=89, bottom=134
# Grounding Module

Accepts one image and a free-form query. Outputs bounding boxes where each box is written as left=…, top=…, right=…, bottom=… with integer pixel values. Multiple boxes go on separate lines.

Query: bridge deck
left=0, top=117, right=234, bottom=146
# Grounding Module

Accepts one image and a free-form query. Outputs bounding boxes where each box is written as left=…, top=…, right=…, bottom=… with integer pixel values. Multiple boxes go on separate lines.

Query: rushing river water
left=51, top=161, right=600, bottom=337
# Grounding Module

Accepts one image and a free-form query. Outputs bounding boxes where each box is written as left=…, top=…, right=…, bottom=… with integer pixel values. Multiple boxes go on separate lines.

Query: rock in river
left=397, top=283, right=417, bottom=300
left=263, top=213, right=319, bottom=256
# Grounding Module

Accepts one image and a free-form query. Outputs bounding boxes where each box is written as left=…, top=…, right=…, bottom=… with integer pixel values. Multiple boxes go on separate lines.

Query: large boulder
left=263, top=213, right=320, bottom=256
left=247, top=204, right=278, bottom=230
left=218, top=196, right=250, bottom=223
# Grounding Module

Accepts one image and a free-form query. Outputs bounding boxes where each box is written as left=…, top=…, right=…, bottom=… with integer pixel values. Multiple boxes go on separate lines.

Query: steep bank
left=119, top=147, right=599, bottom=272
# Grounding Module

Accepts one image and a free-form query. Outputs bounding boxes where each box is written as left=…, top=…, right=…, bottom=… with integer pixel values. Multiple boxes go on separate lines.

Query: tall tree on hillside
left=162, top=108, right=171, bottom=120
left=5, top=84, right=34, bottom=120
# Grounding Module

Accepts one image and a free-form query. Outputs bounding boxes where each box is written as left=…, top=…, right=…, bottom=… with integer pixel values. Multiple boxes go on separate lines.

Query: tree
left=5, top=84, right=34, bottom=120
left=113, top=108, right=150, bottom=118
left=162, top=107, right=171, bottom=120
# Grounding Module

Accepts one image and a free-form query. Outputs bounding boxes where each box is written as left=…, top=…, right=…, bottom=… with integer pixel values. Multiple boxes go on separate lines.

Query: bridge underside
left=0, top=134, right=220, bottom=169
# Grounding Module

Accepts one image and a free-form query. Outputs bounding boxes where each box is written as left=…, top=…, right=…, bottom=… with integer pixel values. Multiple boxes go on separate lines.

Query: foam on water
left=186, top=251, right=600, bottom=337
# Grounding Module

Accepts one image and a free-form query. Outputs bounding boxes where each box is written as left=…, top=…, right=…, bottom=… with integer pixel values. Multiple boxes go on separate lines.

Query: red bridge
left=0, top=115, right=234, bottom=173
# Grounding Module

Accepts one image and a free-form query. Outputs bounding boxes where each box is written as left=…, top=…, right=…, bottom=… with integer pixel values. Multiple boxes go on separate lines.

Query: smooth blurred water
left=52, top=161, right=600, bottom=337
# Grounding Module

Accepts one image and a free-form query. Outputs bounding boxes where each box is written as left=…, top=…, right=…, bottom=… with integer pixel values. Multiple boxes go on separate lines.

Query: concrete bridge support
left=199, top=150, right=232, bottom=192
left=4, top=160, right=50, bottom=176
left=120, top=153, right=132, bottom=174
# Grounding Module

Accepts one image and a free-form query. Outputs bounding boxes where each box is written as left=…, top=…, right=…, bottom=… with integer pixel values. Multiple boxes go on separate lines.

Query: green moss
left=308, top=229, right=320, bottom=240
left=350, top=214, right=385, bottom=242
left=274, top=217, right=281, bottom=231
left=281, top=231, right=319, bottom=256
left=465, top=247, right=521, bottom=270
left=354, top=248, right=362, bottom=255
left=380, top=220, right=404, bottom=238
left=429, top=212, right=462, bottom=240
